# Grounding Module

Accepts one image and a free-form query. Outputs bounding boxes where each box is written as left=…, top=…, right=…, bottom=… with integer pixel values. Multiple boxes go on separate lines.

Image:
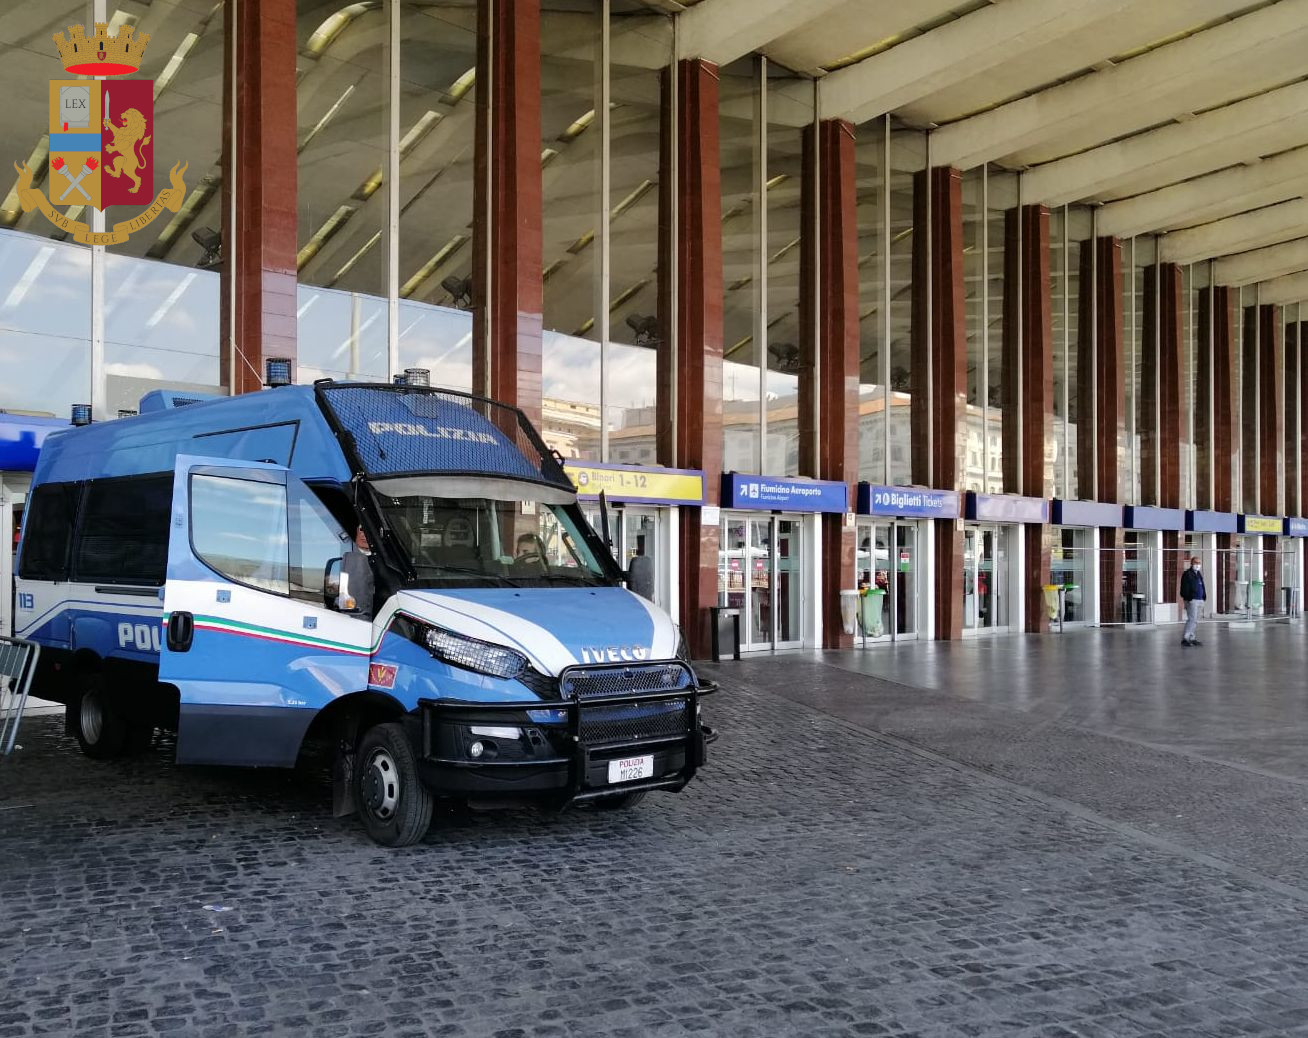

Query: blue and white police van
left=16, top=381, right=715, bottom=845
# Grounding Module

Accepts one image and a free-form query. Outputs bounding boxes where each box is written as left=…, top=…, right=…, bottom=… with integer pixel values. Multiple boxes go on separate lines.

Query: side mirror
left=324, top=557, right=343, bottom=608
left=628, top=554, right=655, bottom=601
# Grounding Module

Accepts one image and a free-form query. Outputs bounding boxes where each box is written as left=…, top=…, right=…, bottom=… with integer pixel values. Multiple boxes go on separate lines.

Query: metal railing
left=0, top=637, right=41, bottom=758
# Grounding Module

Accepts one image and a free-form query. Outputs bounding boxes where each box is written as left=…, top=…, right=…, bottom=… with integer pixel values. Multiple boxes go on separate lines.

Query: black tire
left=594, top=790, right=647, bottom=810
left=354, top=722, right=432, bottom=847
left=71, top=683, right=128, bottom=760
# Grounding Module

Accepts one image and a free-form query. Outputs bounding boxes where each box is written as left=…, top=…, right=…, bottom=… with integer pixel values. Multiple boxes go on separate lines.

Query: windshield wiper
left=411, top=564, right=515, bottom=586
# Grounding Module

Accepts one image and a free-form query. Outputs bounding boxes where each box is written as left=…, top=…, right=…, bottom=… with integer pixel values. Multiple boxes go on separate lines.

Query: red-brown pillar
left=1140, top=263, right=1184, bottom=510
left=1141, top=264, right=1184, bottom=607
left=1241, top=305, right=1259, bottom=512
left=912, top=167, right=966, bottom=640
left=1002, top=206, right=1053, bottom=632
left=1196, top=286, right=1237, bottom=511
left=1285, top=321, right=1298, bottom=517
left=1076, top=237, right=1125, bottom=503
left=1075, top=237, right=1124, bottom=621
left=1259, top=306, right=1284, bottom=612
left=1300, top=321, right=1308, bottom=515
left=1259, top=305, right=1284, bottom=517
left=657, top=60, right=722, bottom=658
left=472, top=0, right=543, bottom=425
left=799, top=121, right=859, bottom=649
left=220, top=0, right=297, bottom=393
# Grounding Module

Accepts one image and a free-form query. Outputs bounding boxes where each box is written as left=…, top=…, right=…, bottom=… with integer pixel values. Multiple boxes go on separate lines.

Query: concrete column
left=472, top=0, right=544, bottom=425
left=220, top=0, right=298, bottom=393
left=657, top=59, right=723, bottom=658
left=912, top=167, right=966, bottom=640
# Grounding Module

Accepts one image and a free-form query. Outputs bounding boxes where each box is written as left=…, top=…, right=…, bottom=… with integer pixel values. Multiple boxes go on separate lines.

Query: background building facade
left=2, top=0, right=1306, bottom=655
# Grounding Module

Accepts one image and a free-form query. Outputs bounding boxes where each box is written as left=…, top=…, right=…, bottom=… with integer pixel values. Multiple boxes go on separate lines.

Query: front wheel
left=71, top=685, right=128, bottom=760
left=354, top=722, right=433, bottom=847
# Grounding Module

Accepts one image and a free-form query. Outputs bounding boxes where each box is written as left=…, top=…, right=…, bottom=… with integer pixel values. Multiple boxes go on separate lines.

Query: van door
left=159, top=455, right=371, bottom=766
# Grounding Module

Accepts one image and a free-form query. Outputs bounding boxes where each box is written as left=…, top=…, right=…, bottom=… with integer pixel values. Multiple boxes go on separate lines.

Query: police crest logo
left=10, top=23, right=188, bottom=246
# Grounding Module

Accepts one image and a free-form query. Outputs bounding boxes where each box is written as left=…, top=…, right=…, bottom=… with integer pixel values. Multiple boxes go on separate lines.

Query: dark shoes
left=1181, top=638, right=1203, bottom=648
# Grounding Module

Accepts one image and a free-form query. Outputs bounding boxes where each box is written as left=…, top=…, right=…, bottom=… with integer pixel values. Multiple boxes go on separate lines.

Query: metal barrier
left=0, top=637, right=40, bottom=758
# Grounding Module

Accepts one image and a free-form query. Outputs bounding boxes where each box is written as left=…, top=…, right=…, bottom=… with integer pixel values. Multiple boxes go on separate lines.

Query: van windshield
left=373, top=491, right=615, bottom=588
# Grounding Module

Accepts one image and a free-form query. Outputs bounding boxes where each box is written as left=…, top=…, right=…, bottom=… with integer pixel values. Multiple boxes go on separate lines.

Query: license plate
left=608, top=755, right=653, bottom=784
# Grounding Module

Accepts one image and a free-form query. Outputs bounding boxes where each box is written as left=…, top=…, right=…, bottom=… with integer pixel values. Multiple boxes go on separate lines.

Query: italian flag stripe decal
left=185, top=614, right=372, bottom=656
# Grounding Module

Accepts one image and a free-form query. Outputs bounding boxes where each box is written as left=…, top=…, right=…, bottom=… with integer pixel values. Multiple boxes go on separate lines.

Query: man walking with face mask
left=1179, top=555, right=1206, bottom=647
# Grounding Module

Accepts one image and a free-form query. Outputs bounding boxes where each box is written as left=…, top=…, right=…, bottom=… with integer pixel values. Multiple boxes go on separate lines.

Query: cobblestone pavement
left=3, top=640, right=1308, bottom=1037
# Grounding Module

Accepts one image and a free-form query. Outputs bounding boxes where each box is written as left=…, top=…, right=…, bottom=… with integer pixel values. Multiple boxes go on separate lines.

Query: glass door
left=747, top=518, right=772, bottom=647
left=965, top=525, right=1008, bottom=632
left=855, top=520, right=916, bottom=644
left=720, top=513, right=805, bottom=651
left=894, top=523, right=917, bottom=637
left=775, top=518, right=802, bottom=647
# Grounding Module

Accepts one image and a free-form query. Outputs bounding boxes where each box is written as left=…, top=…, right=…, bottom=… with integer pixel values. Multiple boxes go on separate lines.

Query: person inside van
left=515, top=531, right=548, bottom=571
left=339, top=526, right=376, bottom=619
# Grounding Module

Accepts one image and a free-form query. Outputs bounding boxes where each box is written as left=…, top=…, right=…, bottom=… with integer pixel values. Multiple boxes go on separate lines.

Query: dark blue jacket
left=1180, top=567, right=1206, bottom=602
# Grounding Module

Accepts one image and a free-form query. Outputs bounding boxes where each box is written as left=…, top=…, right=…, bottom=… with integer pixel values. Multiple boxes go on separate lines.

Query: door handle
left=166, top=610, right=194, bottom=652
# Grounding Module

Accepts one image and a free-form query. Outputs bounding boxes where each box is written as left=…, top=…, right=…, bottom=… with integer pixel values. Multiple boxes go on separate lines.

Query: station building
left=1, top=1, right=1306, bottom=655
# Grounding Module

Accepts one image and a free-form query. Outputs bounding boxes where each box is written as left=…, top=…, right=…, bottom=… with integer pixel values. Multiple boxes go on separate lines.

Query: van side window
left=290, top=482, right=350, bottom=602
left=190, top=474, right=290, bottom=595
left=18, top=482, right=81, bottom=580
left=74, top=474, right=173, bottom=585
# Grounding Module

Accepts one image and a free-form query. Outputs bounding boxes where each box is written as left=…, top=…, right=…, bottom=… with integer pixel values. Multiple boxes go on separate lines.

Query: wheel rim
left=80, top=692, right=103, bottom=745
left=362, top=747, right=400, bottom=822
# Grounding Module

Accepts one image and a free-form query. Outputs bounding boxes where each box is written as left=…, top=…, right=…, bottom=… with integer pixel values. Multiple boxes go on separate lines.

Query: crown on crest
left=53, top=23, right=150, bottom=77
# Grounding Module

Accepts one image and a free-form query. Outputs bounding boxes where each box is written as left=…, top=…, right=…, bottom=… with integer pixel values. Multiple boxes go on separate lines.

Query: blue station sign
left=1124, top=505, right=1186, bottom=531
left=1286, top=518, right=1308, bottom=538
left=966, top=492, right=1048, bottom=524
left=857, top=483, right=959, bottom=519
left=1050, top=499, right=1123, bottom=528
left=722, top=473, right=848, bottom=513
left=1186, top=509, right=1238, bottom=534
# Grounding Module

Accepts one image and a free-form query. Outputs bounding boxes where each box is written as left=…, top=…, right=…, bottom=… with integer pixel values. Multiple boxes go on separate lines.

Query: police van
left=16, top=381, right=716, bottom=845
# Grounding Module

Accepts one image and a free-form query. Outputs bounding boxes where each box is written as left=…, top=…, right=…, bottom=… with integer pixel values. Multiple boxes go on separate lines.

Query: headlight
left=425, top=626, right=528, bottom=679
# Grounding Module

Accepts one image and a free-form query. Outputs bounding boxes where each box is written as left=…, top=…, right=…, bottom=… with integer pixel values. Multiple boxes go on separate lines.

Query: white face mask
left=1192, top=564, right=1201, bottom=570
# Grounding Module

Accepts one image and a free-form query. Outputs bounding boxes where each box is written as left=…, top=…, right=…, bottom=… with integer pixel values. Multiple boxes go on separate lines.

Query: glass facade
left=0, top=0, right=1302, bottom=649
left=886, top=122, right=923, bottom=486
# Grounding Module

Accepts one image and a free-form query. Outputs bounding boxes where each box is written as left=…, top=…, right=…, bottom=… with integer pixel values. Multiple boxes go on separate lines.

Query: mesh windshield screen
left=316, top=383, right=571, bottom=489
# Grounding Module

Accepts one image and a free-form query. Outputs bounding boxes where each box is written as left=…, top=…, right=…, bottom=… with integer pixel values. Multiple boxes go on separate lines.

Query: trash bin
left=862, top=588, right=886, bottom=637
left=1250, top=579, right=1264, bottom=612
left=839, top=590, right=860, bottom=635
left=710, top=606, right=741, bottom=662
left=1063, top=583, right=1080, bottom=622
left=1283, top=586, right=1295, bottom=617
left=1042, top=584, right=1060, bottom=621
left=1131, top=593, right=1145, bottom=623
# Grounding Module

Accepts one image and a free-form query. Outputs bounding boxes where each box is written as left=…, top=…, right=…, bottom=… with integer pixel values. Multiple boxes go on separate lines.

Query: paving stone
left=2, top=637, right=1308, bottom=1035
